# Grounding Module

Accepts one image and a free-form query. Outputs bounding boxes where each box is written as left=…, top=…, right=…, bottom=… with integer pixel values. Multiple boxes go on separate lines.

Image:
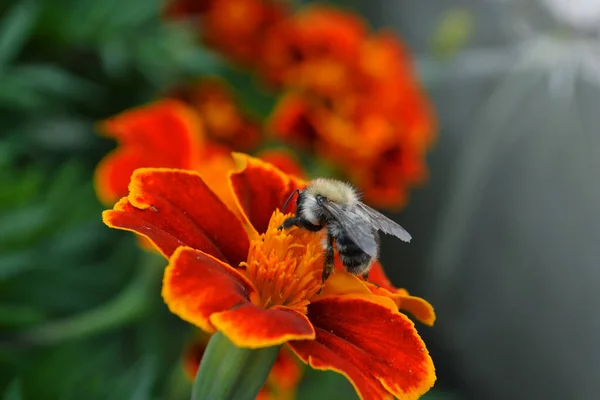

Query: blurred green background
left=3, top=0, right=600, bottom=399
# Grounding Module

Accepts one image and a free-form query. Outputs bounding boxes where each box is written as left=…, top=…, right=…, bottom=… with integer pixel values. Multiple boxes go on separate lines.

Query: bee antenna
left=282, top=189, right=300, bottom=212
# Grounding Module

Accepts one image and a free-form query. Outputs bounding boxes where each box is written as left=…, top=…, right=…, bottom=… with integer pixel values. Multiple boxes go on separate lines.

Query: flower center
left=240, top=210, right=325, bottom=314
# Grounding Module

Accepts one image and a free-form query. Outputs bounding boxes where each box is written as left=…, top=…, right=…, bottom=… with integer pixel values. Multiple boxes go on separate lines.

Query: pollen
left=241, top=210, right=325, bottom=314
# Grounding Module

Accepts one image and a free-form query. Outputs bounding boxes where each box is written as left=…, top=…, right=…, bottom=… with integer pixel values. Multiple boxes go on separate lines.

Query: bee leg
left=278, top=216, right=301, bottom=231
left=321, top=234, right=335, bottom=284
left=278, top=217, right=322, bottom=232
left=361, top=271, right=380, bottom=288
left=317, top=235, right=335, bottom=294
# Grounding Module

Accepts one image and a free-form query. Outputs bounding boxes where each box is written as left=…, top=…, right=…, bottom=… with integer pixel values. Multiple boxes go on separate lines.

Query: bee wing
left=356, top=202, right=412, bottom=242
left=321, top=201, right=379, bottom=257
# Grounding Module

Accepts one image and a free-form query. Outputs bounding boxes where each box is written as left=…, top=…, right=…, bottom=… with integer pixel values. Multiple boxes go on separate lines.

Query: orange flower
left=266, top=7, right=436, bottom=210
left=95, top=99, right=203, bottom=205
left=95, top=96, right=302, bottom=210
left=102, top=154, right=436, bottom=399
left=260, top=6, right=365, bottom=90
left=167, top=78, right=261, bottom=151
left=183, top=332, right=303, bottom=400
left=166, top=0, right=287, bottom=66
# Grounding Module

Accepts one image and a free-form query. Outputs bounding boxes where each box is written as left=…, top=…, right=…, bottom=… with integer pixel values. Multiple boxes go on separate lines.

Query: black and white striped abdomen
left=331, top=223, right=378, bottom=275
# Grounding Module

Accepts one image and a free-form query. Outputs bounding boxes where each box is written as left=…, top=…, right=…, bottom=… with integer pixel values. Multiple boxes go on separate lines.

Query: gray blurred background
left=367, top=1, right=600, bottom=399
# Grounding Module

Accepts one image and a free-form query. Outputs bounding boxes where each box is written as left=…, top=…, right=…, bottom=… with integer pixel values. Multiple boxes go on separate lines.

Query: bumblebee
left=279, top=178, right=412, bottom=283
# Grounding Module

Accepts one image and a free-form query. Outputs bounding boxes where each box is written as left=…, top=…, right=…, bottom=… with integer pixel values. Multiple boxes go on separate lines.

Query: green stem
left=19, top=251, right=164, bottom=346
left=192, top=332, right=281, bottom=400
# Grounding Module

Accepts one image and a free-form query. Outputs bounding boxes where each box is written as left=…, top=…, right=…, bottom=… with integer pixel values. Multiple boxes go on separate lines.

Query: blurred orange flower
left=264, top=6, right=436, bottom=210
left=95, top=95, right=303, bottom=212
left=165, top=0, right=287, bottom=66
left=102, top=154, right=436, bottom=400
left=183, top=332, right=303, bottom=400
left=260, top=6, right=364, bottom=90
left=94, top=99, right=203, bottom=205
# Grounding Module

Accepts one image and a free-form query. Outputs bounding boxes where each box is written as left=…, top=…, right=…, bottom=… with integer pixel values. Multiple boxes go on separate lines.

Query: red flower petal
left=365, top=263, right=436, bottom=326
left=164, top=247, right=315, bottom=347
left=395, top=290, right=436, bottom=327
left=163, top=246, right=256, bottom=332
left=366, top=261, right=397, bottom=292
left=95, top=149, right=146, bottom=206
left=103, top=168, right=249, bottom=264
left=211, top=304, right=314, bottom=348
left=229, top=153, right=305, bottom=234
left=95, top=99, right=202, bottom=205
left=288, top=296, right=435, bottom=400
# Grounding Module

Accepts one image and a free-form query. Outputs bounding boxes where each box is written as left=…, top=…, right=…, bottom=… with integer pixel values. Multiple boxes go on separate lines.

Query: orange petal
left=317, top=269, right=374, bottom=299
left=365, top=263, right=436, bottom=326
left=229, top=153, right=306, bottom=235
left=396, top=291, right=436, bottom=327
left=366, top=261, right=397, bottom=292
left=210, top=304, right=315, bottom=348
left=95, top=148, right=146, bottom=206
left=164, top=247, right=315, bottom=348
left=289, top=296, right=435, bottom=400
left=162, top=247, right=257, bottom=333
left=103, top=168, right=249, bottom=264
left=193, top=144, right=240, bottom=213
left=95, top=99, right=203, bottom=205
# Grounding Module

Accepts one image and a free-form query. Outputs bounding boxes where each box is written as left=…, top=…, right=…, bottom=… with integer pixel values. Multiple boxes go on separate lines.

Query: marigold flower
left=95, top=96, right=303, bottom=211
left=260, top=6, right=365, bottom=89
left=103, top=154, right=436, bottom=399
left=183, top=332, right=302, bottom=400
left=263, top=6, right=436, bottom=210
left=166, top=0, right=287, bottom=66
left=164, top=3, right=435, bottom=210
left=95, top=99, right=203, bottom=205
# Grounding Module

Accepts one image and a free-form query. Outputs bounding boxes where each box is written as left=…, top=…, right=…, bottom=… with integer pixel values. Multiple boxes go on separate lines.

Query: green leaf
left=107, top=356, right=157, bottom=400
left=0, top=251, right=38, bottom=281
left=192, top=332, right=281, bottom=400
left=220, top=67, right=278, bottom=120
left=12, top=64, right=105, bottom=105
left=0, top=304, right=45, bottom=327
left=2, top=378, right=23, bottom=400
left=297, top=368, right=358, bottom=400
left=0, top=0, right=37, bottom=69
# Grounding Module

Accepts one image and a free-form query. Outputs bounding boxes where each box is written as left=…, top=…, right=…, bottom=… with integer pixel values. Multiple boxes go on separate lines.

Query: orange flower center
left=241, top=210, right=325, bottom=314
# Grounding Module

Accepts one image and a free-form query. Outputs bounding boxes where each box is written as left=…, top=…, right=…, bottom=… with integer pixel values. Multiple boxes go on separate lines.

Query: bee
left=278, top=178, right=412, bottom=283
